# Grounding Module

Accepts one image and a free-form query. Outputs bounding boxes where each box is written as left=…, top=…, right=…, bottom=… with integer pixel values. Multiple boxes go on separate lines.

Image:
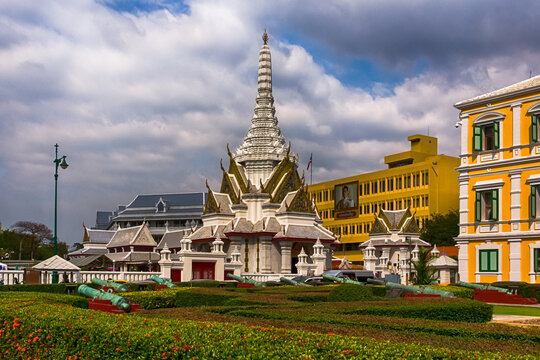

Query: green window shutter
left=489, top=250, right=498, bottom=272
left=473, top=125, right=482, bottom=151
left=493, top=122, right=500, bottom=149
left=491, top=189, right=499, bottom=221
left=532, top=114, right=538, bottom=143
left=475, top=191, right=482, bottom=222
left=479, top=250, right=488, bottom=271
left=531, top=185, right=537, bottom=218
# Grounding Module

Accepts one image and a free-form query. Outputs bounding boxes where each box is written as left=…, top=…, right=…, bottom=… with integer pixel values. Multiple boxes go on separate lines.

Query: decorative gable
left=403, top=216, right=419, bottom=234
left=219, top=163, right=240, bottom=204
left=397, top=208, right=413, bottom=230
left=203, top=188, right=221, bottom=215
left=227, top=145, right=249, bottom=193
left=272, top=169, right=302, bottom=204
left=370, top=217, right=387, bottom=235
left=82, top=225, right=90, bottom=243
left=286, top=186, right=313, bottom=213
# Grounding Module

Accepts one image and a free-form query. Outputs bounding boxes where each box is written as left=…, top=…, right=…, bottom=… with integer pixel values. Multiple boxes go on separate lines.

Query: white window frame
left=475, top=242, right=502, bottom=281
left=529, top=242, right=540, bottom=283
left=527, top=101, right=540, bottom=144
left=473, top=111, right=505, bottom=152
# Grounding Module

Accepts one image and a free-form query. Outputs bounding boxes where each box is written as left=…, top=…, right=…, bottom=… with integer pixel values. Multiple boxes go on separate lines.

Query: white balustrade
left=242, top=273, right=295, bottom=282
left=0, top=270, right=24, bottom=285
left=79, top=271, right=162, bottom=283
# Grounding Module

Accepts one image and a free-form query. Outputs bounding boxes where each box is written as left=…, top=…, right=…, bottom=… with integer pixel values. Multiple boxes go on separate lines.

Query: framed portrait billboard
left=334, top=182, right=358, bottom=213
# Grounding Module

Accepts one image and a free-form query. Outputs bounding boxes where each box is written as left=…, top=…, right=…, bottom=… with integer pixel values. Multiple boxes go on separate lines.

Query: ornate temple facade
left=159, top=32, right=337, bottom=282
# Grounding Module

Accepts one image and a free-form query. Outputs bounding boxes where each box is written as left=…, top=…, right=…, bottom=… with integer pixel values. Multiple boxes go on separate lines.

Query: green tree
left=0, top=230, right=33, bottom=260
left=12, top=221, right=53, bottom=260
left=412, top=247, right=438, bottom=285
left=420, top=209, right=459, bottom=246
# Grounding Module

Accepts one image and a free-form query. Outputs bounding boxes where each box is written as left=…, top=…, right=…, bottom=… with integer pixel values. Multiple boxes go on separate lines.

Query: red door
left=192, top=261, right=215, bottom=280
left=171, top=269, right=182, bottom=282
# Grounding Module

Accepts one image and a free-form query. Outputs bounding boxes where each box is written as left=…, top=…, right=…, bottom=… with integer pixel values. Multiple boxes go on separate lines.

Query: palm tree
left=412, top=246, right=438, bottom=285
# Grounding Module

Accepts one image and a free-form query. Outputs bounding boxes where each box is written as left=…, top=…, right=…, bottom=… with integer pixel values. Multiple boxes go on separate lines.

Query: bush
left=423, top=285, right=474, bottom=299
left=288, top=295, right=328, bottom=303
left=0, top=297, right=519, bottom=359
left=328, top=284, right=373, bottom=302
left=175, top=289, right=235, bottom=307
left=123, top=289, right=186, bottom=309
left=370, top=285, right=387, bottom=297
left=346, top=300, right=492, bottom=323
left=174, top=281, right=236, bottom=288
left=0, top=283, right=78, bottom=293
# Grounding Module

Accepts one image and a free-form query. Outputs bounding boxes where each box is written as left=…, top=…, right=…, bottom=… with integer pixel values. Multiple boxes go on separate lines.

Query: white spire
left=235, top=30, right=291, bottom=187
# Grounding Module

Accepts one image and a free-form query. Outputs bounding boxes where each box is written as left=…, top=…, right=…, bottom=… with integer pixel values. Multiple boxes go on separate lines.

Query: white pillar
left=510, top=170, right=522, bottom=231
left=512, top=103, right=522, bottom=150
left=457, top=240, right=469, bottom=282
left=280, top=241, right=292, bottom=273
left=159, top=244, right=173, bottom=279
left=509, top=238, right=522, bottom=281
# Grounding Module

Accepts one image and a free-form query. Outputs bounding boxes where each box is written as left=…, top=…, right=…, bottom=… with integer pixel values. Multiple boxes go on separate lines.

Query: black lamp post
left=52, top=143, right=68, bottom=283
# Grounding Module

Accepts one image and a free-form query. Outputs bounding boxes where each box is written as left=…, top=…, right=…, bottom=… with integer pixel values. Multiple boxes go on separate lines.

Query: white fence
left=78, top=271, right=162, bottom=283
left=0, top=270, right=24, bottom=285
left=243, top=273, right=296, bottom=282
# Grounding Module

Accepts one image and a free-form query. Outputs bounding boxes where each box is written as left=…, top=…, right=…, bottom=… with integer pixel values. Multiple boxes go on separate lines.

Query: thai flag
left=307, top=153, right=312, bottom=170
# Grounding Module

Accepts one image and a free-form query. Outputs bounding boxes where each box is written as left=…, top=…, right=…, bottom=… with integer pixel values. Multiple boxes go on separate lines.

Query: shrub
left=122, top=289, right=187, bottom=309
left=175, top=289, right=235, bottom=307
left=0, top=283, right=78, bottom=293
left=328, top=284, right=373, bottom=302
left=0, top=297, right=521, bottom=360
left=174, top=281, right=236, bottom=288
left=288, top=295, right=328, bottom=303
left=370, top=285, right=387, bottom=297
left=346, top=300, right=492, bottom=323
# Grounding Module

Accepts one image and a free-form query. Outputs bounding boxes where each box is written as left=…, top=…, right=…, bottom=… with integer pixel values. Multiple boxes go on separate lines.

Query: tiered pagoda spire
left=235, top=30, right=290, bottom=187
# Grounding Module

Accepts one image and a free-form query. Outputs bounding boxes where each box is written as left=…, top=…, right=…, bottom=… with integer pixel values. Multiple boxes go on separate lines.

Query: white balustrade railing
left=242, top=273, right=295, bottom=282
left=0, top=270, right=24, bottom=285
left=78, top=271, right=162, bottom=283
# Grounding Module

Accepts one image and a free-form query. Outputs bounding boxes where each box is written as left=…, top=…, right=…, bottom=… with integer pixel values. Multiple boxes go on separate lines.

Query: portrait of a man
left=335, top=183, right=357, bottom=210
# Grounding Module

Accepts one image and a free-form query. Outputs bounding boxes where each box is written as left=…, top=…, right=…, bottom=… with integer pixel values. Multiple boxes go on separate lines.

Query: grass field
left=493, top=304, right=540, bottom=317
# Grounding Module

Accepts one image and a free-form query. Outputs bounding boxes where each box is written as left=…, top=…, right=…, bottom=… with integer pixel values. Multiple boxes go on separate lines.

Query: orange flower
left=115, top=348, right=121, bottom=352
left=182, top=345, right=190, bottom=351
left=33, top=337, right=40, bottom=342
left=162, top=352, right=168, bottom=357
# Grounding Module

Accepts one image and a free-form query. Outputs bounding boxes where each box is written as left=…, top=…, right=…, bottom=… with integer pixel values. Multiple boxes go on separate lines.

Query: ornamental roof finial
left=262, top=29, right=268, bottom=45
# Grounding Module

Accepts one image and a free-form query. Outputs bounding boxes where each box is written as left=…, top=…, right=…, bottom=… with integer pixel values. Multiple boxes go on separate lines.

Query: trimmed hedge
left=0, top=296, right=528, bottom=359
left=122, top=288, right=188, bottom=309
left=345, top=300, right=492, bottom=323
left=0, top=283, right=79, bottom=293
left=174, top=281, right=236, bottom=288
left=328, top=284, right=374, bottom=302
left=424, top=285, right=474, bottom=299
left=288, top=295, right=328, bottom=303
left=175, top=289, right=235, bottom=307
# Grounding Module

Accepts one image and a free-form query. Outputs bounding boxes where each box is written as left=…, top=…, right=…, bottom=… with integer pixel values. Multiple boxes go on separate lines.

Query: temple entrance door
left=192, top=261, right=215, bottom=280
left=291, top=242, right=306, bottom=274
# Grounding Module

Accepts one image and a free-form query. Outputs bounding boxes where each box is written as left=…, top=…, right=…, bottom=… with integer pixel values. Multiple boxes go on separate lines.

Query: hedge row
left=0, top=297, right=529, bottom=359
left=328, top=284, right=374, bottom=302
left=345, top=300, right=492, bottom=323
left=122, top=288, right=189, bottom=309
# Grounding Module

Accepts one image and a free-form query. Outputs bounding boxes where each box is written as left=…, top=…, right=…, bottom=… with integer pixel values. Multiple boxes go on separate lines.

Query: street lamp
left=52, top=143, right=68, bottom=283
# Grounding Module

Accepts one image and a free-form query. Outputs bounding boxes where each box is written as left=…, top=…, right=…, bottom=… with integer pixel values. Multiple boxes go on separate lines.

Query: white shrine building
left=159, top=31, right=338, bottom=282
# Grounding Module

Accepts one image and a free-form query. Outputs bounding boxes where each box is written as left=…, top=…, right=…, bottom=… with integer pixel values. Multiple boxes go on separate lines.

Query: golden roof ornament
left=262, top=29, right=268, bottom=45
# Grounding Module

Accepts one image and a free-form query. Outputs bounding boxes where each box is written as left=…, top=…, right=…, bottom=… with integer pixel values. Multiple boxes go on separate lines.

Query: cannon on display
left=78, top=284, right=132, bottom=312
left=151, top=275, right=177, bottom=289
left=91, top=278, right=128, bottom=293
left=227, top=273, right=266, bottom=287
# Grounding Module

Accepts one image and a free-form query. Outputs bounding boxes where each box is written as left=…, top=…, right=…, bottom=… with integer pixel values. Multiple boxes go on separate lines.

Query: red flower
left=162, top=352, right=168, bottom=357
left=182, top=345, right=190, bottom=351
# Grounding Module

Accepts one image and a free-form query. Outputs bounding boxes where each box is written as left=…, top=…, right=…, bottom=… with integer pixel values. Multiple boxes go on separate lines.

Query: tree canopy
left=420, top=209, right=459, bottom=246
left=0, top=221, right=68, bottom=260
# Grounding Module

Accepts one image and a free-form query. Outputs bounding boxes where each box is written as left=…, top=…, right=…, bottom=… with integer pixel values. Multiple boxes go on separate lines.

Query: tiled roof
left=381, top=209, right=408, bottom=230
left=455, top=75, right=540, bottom=108
left=190, top=225, right=227, bottom=241
left=430, top=254, right=458, bottom=268
left=107, top=225, right=157, bottom=248
left=33, top=255, right=81, bottom=271
left=157, top=230, right=184, bottom=250
left=87, top=229, right=115, bottom=244
left=69, top=254, right=111, bottom=267
left=274, top=225, right=334, bottom=241
left=252, top=217, right=281, bottom=233
left=106, top=251, right=160, bottom=263
left=127, top=193, right=207, bottom=208
left=68, top=247, right=108, bottom=257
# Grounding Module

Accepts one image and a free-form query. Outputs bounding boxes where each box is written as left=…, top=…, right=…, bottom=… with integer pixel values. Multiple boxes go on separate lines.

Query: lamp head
left=60, top=157, right=69, bottom=170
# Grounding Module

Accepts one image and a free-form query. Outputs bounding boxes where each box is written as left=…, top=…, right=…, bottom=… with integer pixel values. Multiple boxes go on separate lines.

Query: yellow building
left=455, top=75, right=540, bottom=283
left=310, top=134, right=459, bottom=263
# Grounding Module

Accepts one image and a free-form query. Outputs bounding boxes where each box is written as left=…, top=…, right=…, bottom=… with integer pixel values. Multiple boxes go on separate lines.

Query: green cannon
left=279, top=277, right=312, bottom=287
left=226, top=273, right=266, bottom=287
left=78, top=285, right=131, bottom=312
left=386, top=282, right=454, bottom=298
left=367, top=278, right=386, bottom=285
left=151, top=275, right=177, bottom=288
left=91, top=277, right=128, bottom=293
left=456, top=281, right=511, bottom=294
left=322, top=273, right=365, bottom=286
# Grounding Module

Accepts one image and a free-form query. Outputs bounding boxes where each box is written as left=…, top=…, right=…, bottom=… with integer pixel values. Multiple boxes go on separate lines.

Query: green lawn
left=492, top=304, right=540, bottom=316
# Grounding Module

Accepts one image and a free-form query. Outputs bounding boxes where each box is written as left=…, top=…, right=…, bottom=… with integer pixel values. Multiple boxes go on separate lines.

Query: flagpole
left=310, top=156, right=312, bottom=186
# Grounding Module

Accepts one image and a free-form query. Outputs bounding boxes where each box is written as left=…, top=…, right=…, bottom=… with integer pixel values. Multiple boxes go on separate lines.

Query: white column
left=508, top=238, right=522, bottom=281
left=458, top=175, right=469, bottom=235
left=460, top=114, right=469, bottom=157
left=280, top=241, right=292, bottom=273
left=457, top=240, right=469, bottom=282
left=510, top=170, right=522, bottom=231
left=260, top=237, right=273, bottom=273
left=512, top=103, right=522, bottom=151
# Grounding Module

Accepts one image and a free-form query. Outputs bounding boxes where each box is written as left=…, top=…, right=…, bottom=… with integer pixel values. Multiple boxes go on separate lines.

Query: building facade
left=310, top=135, right=460, bottom=263
left=455, top=75, right=540, bottom=283
left=94, top=192, right=206, bottom=242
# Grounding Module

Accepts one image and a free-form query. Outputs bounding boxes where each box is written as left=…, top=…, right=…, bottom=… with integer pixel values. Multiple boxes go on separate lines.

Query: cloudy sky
left=1, top=0, right=540, bottom=246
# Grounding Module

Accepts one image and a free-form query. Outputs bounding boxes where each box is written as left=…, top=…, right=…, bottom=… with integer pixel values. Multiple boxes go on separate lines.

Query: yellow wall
left=310, top=136, right=459, bottom=263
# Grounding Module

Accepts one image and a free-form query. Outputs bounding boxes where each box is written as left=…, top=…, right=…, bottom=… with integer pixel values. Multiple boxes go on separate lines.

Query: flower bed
left=0, top=296, right=530, bottom=359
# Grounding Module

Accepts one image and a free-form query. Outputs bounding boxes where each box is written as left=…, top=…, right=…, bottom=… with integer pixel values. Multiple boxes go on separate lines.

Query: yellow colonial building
left=310, top=134, right=459, bottom=263
left=455, top=75, right=540, bottom=283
